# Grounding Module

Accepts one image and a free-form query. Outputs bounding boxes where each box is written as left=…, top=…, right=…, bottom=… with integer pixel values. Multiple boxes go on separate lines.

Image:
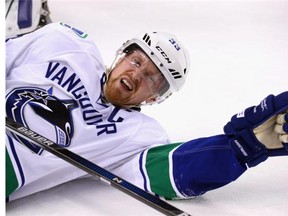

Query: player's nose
left=131, top=70, right=143, bottom=85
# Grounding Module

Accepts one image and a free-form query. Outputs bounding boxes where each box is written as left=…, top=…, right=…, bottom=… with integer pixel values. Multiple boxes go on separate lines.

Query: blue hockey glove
left=224, top=91, right=288, bottom=167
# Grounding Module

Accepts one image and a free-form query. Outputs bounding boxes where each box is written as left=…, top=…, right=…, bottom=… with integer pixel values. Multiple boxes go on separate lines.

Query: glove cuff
left=230, top=129, right=269, bottom=167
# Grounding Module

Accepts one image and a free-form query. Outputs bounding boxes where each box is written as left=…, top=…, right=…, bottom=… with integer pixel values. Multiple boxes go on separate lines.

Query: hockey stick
left=6, top=117, right=191, bottom=216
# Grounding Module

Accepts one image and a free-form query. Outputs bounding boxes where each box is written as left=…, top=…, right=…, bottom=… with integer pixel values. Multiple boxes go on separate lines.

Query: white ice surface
left=6, top=0, right=288, bottom=215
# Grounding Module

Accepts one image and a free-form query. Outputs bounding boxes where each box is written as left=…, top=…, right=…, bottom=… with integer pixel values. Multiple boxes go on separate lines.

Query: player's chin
left=111, top=95, right=142, bottom=108
left=105, top=92, right=130, bottom=107
left=104, top=86, right=142, bottom=107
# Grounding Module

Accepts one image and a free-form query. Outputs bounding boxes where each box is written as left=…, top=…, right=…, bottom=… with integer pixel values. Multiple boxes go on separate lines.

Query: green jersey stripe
left=145, top=143, right=182, bottom=199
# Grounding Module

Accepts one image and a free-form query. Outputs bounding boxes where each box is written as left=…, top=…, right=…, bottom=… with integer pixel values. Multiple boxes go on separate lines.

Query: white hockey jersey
left=6, top=22, right=170, bottom=201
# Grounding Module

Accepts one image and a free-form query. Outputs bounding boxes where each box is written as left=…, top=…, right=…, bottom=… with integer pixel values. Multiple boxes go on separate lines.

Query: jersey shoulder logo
left=6, top=87, right=78, bottom=154
left=60, top=22, right=88, bottom=38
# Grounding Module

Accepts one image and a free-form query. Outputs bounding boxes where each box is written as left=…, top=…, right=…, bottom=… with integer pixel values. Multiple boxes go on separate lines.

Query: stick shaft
left=6, top=117, right=191, bottom=216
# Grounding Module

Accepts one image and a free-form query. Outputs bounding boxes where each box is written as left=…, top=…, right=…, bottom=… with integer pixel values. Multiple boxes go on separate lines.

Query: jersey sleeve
left=113, top=134, right=247, bottom=200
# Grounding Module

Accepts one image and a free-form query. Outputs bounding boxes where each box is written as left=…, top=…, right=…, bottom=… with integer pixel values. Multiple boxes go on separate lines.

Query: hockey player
left=6, top=22, right=288, bottom=203
left=5, top=22, right=189, bottom=200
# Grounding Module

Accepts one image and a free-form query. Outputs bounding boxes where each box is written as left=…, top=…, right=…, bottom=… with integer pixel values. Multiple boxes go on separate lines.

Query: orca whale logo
left=6, top=87, right=78, bottom=154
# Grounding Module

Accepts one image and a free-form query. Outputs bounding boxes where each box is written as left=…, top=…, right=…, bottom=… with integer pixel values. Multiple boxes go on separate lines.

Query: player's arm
left=127, top=92, right=288, bottom=200
left=138, top=135, right=247, bottom=200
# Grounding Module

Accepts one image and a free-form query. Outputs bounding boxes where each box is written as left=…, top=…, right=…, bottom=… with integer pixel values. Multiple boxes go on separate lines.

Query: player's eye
left=131, top=58, right=141, bottom=67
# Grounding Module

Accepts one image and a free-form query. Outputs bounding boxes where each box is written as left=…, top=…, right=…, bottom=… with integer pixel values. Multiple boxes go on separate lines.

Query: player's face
left=104, top=50, right=167, bottom=107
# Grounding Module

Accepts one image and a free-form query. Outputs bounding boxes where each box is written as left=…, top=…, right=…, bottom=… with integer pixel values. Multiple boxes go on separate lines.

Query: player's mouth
left=120, top=78, right=133, bottom=91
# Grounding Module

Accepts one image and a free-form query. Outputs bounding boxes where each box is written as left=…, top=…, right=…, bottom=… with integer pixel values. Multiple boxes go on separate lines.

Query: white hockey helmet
left=116, top=31, right=190, bottom=104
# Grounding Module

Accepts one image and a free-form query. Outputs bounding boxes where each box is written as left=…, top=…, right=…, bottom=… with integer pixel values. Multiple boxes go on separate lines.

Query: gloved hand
left=224, top=91, right=288, bottom=167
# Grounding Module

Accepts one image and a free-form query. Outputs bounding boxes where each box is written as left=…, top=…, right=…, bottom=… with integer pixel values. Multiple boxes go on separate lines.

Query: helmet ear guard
left=116, top=32, right=190, bottom=105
